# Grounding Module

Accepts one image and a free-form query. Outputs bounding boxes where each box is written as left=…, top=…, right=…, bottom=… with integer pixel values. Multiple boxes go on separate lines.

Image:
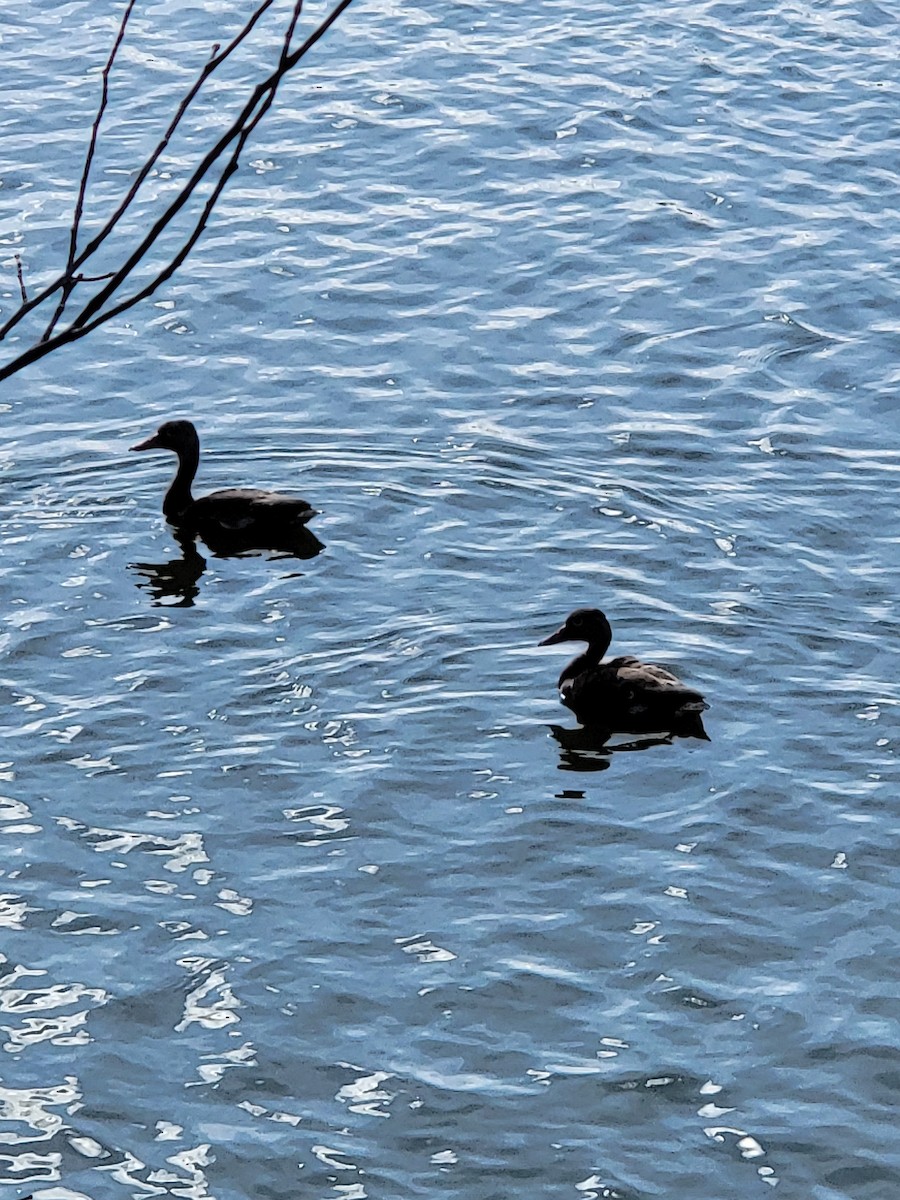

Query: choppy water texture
left=2, top=1, right=899, bottom=1197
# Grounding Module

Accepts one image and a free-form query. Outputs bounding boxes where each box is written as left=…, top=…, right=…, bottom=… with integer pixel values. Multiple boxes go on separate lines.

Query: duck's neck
left=559, top=638, right=609, bottom=688
left=163, top=441, right=199, bottom=520
left=582, top=636, right=610, bottom=667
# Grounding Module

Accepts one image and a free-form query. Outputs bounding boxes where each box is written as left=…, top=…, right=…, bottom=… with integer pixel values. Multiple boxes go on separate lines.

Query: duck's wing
left=611, top=656, right=708, bottom=710
left=194, top=488, right=317, bottom=531
left=560, top=656, right=709, bottom=740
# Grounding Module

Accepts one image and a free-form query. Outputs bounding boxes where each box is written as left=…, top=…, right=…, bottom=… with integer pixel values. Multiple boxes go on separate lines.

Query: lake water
left=2, top=1, right=899, bottom=1197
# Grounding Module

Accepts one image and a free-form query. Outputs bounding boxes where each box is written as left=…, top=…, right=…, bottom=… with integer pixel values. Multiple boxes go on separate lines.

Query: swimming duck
left=539, top=607, right=709, bottom=740
left=131, top=419, right=319, bottom=549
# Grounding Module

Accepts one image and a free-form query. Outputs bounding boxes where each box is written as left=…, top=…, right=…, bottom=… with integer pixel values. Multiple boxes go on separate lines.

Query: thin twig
left=281, top=0, right=353, bottom=73
left=280, top=0, right=304, bottom=64
left=14, top=255, right=27, bottom=303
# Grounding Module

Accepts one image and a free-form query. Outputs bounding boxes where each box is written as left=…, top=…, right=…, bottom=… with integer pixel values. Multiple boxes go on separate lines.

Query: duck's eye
left=570, top=614, right=584, bottom=629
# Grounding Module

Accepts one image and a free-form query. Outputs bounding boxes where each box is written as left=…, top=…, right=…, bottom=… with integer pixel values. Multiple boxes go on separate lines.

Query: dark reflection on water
left=550, top=724, right=676, bottom=772
left=129, top=526, right=324, bottom=605
left=129, top=530, right=207, bottom=607
left=193, top=523, right=325, bottom=561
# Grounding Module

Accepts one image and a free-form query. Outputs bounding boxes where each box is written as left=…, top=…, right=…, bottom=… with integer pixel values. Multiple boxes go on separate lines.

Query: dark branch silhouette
left=3, top=0, right=281, bottom=347
left=0, top=0, right=356, bottom=383
left=43, top=0, right=138, bottom=343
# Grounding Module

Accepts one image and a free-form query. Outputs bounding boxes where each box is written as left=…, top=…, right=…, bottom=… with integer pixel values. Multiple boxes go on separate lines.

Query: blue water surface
left=1, top=1, right=899, bottom=1197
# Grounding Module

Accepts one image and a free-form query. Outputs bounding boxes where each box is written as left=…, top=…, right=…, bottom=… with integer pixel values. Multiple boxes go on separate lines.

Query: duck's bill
left=539, top=627, right=568, bottom=646
left=131, top=433, right=162, bottom=452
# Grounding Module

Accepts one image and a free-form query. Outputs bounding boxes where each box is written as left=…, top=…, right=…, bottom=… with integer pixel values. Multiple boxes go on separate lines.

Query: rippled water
left=2, top=1, right=899, bottom=1197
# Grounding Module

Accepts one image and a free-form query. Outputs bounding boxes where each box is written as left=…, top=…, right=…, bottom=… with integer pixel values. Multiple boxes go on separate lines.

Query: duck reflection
left=130, top=525, right=324, bottom=607
left=550, top=724, right=676, bottom=772
left=130, top=530, right=207, bottom=607
left=194, top=522, right=325, bottom=560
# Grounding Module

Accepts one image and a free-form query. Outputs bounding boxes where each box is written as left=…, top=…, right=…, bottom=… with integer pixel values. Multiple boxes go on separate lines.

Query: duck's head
left=540, top=608, right=612, bottom=650
left=131, top=419, right=199, bottom=455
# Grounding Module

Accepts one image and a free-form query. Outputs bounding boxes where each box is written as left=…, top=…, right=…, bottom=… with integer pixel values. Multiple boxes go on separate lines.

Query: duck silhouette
left=131, top=419, right=322, bottom=556
left=540, top=607, right=709, bottom=740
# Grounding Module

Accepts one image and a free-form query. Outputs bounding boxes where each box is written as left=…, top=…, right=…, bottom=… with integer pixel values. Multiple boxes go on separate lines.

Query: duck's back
left=562, top=654, right=709, bottom=738
left=186, top=488, right=317, bottom=533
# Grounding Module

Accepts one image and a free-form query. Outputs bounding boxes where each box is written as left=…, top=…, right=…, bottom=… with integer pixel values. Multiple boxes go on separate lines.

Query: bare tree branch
left=0, top=0, right=282, bottom=345
left=42, top=0, right=137, bottom=342
left=66, top=0, right=338, bottom=337
left=0, top=0, right=355, bottom=383
left=70, top=78, right=284, bottom=345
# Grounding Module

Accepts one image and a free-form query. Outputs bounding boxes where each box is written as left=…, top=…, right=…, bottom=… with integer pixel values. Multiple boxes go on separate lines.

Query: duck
left=131, top=419, right=319, bottom=551
left=539, top=607, right=709, bottom=740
